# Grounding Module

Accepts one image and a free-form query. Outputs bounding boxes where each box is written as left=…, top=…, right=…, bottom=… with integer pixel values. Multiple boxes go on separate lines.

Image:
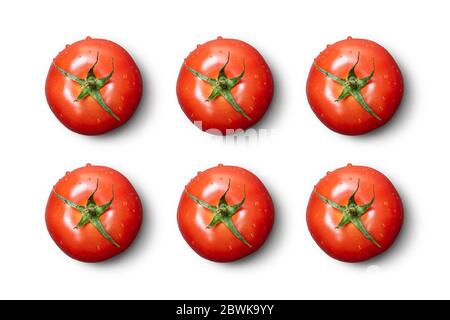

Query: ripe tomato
left=46, top=165, right=142, bottom=262
left=306, top=37, right=403, bottom=135
left=178, top=165, right=274, bottom=262
left=45, top=37, right=143, bottom=135
left=176, top=37, right=274, bottom=134
left=307, top=165, right=403, bottom=262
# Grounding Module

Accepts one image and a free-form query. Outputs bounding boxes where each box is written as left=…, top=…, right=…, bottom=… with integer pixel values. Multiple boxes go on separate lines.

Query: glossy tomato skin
left=178, top=165, right=274, bottom=262
left=306, top=38, right=403, bottom=135
left=176, top=38, right=274, bottom=134
left=307, top=165, right=403, bottom=262
left=45, top=38, right=143, bottom=135
left=46, top=165, right=142, bottom=262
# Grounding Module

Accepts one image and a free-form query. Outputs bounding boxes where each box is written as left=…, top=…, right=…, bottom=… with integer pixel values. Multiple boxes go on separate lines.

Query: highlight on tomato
left=306, top=164, right=403, bottom=262
left=46, top=164, right=143, bottom=262
left=176, top=37, right=274, bottom=135
left=45, top=37, right=143, bottom=135
left=177, top=164, right=275, bottom=262
left=306, top=37, right=403, bottom=135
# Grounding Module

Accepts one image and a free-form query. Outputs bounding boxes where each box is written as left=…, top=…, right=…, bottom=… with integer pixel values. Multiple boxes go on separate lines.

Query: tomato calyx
left=53, top=52, right=121, bottom=121
left=185, top=53, right=251, bottom=120
left=315, top=179, right=381, bottom=248
left=53, top=179, right=120, bottom=248
left=185, top=179, right=252, bottom=247
left=314, top=52, right=381, bottom=121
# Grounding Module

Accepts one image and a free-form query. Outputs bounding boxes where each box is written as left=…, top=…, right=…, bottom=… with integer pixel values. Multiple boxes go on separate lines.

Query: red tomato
left=307, top=165, right=403, bottom=262
left=306, top=37, right=403, bottom=135
left=178, top=165, right=274, bottom=262
left=46, top=165, right=142, bottom=262
left=176, top=37, right=274, bottom=134
left=45, top=37, right=143, bottom=135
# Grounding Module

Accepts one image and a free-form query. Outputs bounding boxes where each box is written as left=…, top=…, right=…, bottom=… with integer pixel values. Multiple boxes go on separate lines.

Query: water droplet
left=227, top=118, right=232, bottom=124
left=326, top=171, right=331, bottom=175
left=347, top=163, right=353, bottom=167
left=254, top=201, right=260, bottom=207
left=65, top=44, right=70, bottom=48
left=96, top=118, right=101, bottom=124
left=65, top=171, right=70, bottom=175
left=326, top=44, right=331, bottom=48
left=254, top=74, right=259, bottom=80
left=218, top=163, right=224, bottom=167
left=118, top=106, right=123, bottom=111
left=383, top=201, right=389, bottom=206
left=217, top=36, right=223, bottom=40
left=86, top=163, right=92, bottom=167
left=347, top=36, right=353, bottom=40
left=86, top=36, right=92, bottom=40
left=383, top=74, right=388, bottom=79
left=122, top=74, right=128, bottom=80
left=196, top=44, right=200, bottom=48
left=123, top=201, right=128, bottom=206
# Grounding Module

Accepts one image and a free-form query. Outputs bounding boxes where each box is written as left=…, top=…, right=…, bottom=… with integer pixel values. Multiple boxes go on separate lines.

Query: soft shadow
left=252, top=55, right=285, bottom=131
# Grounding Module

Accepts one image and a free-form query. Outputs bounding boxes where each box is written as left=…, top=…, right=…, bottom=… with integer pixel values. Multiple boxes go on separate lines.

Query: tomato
left=45, top=37, right=143, bottom=135
left=178, top=165, right=274, bottom=262
left=176, top=37, right=274, bottom=134
left=46, top=164, right=142, bottom=262
left=306, top=165, right=403, bottom=262
left=306, top=37, right=403, bottom=135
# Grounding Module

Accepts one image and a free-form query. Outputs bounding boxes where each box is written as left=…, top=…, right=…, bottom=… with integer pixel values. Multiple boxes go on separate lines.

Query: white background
left=0, top=0, right=447, bottom=299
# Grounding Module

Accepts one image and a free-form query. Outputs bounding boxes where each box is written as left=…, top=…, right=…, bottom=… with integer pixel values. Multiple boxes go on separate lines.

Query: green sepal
left=90, top=217, right=120, bottom=248
left=185, top=179, right=252, bottom=247
left=185, top=52, right=251, bottom=121
left=53, top=180, right=120, bottom=248
left=222, top=216, right=252, bottom=248
left=315, top=180, right=381, bottom=248
left=314, top=52, right=382, bottom=121
left=53, top=52, right=120, bottom=121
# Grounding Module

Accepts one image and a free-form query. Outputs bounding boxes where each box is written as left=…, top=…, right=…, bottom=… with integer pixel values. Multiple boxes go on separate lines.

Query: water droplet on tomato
left=254, top=74, right=259, bottom=80
left=217, top=36, right=223, bottom=40
left=347, top=163, right=353, bottom=167
left=86, top=163, right=92, bottom=167
left=65, top=44, right=70, bottom=48
left=65, top=171, right=70, bottom=175
left=96, top=118, right=101, bottom=124
left=197, top=171, right=202, bottom=175
left=123, top=201, right=128, bottom=206
left=86, top=36, right=92, bottom=40
left=347, top=36, right=353, bottom=40
left=326, top=44, right=331, bottom=48
left=122, top=74, right=128, bottom=80
left=254, top=201, right=260, bottom=207
left=218, top=163, right=224, bottom=167
left=326, top=171, right=331, bottom=175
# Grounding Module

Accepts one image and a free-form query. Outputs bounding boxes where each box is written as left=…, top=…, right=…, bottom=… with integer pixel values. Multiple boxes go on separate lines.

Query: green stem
left=185, top=52, right=251, bottom=120
left=315, top=179, right=380, bottom=248
left=314, top=52, right=381, bottom=121
left=53, top=179, right=120, bottom=248
left=185, top=179, right=252, bottom=247
left=53, top=52, right=120, bottom=121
